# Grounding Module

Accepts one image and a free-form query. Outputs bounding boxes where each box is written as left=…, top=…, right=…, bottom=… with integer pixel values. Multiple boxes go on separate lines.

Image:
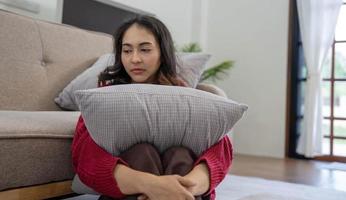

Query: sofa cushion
left=55, top=54, right=115, bottom=111
left=0, top=111, right=80, bottom=191
left=176, top=52, right=211, bottom=88
left=0, top=10, right=113, bottom=111
left=0, top=10, right=42, bottom=63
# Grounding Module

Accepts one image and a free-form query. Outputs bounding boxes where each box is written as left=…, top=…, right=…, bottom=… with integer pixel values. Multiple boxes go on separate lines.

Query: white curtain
left=296, top=0, right=343, bottom=157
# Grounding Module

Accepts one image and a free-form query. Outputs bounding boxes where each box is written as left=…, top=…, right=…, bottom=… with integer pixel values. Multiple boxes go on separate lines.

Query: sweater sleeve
left=71, top=115, right=128, bottom=198
left=194, top=135, right=233, bottom=196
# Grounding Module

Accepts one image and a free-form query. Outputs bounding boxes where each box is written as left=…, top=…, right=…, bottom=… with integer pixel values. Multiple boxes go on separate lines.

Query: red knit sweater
left=72, top=116, right=233, bottom=199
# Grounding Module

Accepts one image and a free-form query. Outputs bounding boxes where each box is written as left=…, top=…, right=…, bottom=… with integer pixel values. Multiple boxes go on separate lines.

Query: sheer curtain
left=296, top=0, right=343, bottom=157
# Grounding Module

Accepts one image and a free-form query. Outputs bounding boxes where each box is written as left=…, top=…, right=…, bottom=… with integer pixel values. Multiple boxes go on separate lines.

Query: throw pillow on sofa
left=176, top=52, right=211, bottom=88
left=54, top=54, right=114, bottom=111
left=71, top=83, right=247, bottom=194
left=55, top=53, right=210, bottom=111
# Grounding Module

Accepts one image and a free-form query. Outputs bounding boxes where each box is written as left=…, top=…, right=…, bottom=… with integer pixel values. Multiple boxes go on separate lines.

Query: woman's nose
left=131, top=51, right=142, bottom=63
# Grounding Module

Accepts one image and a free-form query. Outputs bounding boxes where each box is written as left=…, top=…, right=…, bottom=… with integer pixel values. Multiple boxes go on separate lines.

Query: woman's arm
left=115, top=164, right=195, bottom=200
left=72, top=116, right=127, bottom=198
left=183, top=162, right=209, bottom=196
left=184, top=136, right=233, bottom=196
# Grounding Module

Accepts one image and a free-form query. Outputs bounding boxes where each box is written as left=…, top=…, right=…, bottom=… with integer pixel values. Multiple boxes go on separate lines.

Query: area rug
left=215, top=175, right=346, bottom=200
left=317, top=162, right=346, bottom=171
left=65, top=175, right=346, bottom=200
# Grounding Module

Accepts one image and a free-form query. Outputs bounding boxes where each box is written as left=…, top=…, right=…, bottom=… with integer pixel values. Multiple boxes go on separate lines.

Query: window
left=289, top=1, right=346, bottom=162
left=321, top=2, right=346, bottom=158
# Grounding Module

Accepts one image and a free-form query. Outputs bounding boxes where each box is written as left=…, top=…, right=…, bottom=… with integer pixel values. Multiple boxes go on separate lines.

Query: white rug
left=215, top=175, right=346, bottom=200
left=65, top=175, right=346, bottom=200
left=317, top=162, right=346, bottom=171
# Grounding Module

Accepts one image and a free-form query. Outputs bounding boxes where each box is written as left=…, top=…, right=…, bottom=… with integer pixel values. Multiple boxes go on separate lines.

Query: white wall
left=110, top=0, right=197, bottom=49
left=0, top=0, right=62, bottom=22
left=205, top=0, right=289, bottom=158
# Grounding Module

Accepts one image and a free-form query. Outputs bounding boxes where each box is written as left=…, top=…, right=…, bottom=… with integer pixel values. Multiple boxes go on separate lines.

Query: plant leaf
left=201, top=60, right=234, bottom=82
left=181, top=43, right=202, bottom=52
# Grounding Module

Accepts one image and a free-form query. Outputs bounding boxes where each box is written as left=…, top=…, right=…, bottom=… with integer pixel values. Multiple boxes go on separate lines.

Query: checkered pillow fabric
left=75, top=84, right=247, bottom=155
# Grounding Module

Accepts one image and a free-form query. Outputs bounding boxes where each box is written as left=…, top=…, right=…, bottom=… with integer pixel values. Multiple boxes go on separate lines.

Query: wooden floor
left=229, top=154, right=346, bottom=192
left=2, top=154, right=345, bottom=200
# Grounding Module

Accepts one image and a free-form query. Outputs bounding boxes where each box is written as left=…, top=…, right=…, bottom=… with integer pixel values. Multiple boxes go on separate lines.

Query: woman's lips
left=131, top=68, right=145, bottom=75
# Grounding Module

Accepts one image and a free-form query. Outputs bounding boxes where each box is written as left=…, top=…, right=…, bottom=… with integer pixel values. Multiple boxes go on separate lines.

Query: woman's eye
left=141, top=49, right=151, bottom=53
left=122, top=49, right=132, bottom=54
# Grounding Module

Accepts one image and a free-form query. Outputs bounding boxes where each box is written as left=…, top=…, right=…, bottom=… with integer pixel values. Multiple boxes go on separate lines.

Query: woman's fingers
left=183, top=189, right=195, bottom=200
left=176, top=175, right=196, bottom=187
left=140, top=175, right=195, bottom=200
left=175, top=176, right=195, bottom=200
left=137, top=194, right=148, bottom=200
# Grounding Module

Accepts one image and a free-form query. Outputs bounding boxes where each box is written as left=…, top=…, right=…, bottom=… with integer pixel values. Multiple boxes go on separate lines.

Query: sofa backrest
left=0, top=9, right=113, bottom=111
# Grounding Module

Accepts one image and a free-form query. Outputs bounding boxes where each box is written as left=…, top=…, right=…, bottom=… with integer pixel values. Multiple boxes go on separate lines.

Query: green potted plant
left=180, top=43, right=234, bottom=83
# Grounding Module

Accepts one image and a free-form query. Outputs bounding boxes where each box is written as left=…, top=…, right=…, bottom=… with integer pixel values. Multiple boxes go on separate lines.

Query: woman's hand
left=137, top=163, right=210, bottom=200
left=114, top=164, right=195, bottom=200
left=137, top=174, right=196, bottom=200
left=183, top=162, right=210, bottom=196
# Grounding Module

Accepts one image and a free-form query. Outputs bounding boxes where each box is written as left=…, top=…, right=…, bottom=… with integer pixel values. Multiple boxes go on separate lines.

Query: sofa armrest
left=196, top=83, right=228, bottom=98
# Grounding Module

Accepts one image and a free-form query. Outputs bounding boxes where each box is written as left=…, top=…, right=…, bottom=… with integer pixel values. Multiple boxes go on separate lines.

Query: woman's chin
left=131, top=77, right=149, bottom=84
left=131, top=75, right=155, bottom=84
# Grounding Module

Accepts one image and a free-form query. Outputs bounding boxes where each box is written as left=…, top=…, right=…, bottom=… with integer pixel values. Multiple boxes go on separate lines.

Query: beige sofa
left=0, top=9, right=227, bottom=200
left=0, top=9, right=113, bottom=200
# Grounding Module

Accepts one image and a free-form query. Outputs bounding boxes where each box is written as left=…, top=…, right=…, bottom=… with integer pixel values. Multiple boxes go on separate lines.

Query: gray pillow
left=54, top=53, right=114, bottom=110
left=176, top=52, right=211, bottom=88
left=71, top=84, right=247, bottom=194
left=55, top=53, right=210, bottom=111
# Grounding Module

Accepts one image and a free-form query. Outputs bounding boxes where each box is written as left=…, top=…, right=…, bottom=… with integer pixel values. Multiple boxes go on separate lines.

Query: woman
left=72, top=15, right=232, bottom=200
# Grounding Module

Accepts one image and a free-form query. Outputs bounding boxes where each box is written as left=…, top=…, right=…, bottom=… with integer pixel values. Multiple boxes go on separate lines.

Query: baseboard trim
left=0, top=180, right=73, bottom=200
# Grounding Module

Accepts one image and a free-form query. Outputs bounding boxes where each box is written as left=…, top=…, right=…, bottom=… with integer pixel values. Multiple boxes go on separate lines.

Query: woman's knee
left=128, top=143, right=158, bottom=154
left=163, top=146, right=197, bottom=160
left=162, top=146, right=196, bottom=175
left=119, top=143, right=163, bottom=175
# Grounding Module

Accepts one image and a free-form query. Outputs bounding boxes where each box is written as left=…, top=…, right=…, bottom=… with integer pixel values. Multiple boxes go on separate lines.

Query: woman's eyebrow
left=139, top=42, right=153, bottom=46
left=122, top=43, right=132, bottom=47
left=122, top=42, right=153, bottom=47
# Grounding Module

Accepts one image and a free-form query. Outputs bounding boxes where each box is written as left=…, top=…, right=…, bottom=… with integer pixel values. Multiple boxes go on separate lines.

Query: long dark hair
left=98, top=15, right=184, bottom=86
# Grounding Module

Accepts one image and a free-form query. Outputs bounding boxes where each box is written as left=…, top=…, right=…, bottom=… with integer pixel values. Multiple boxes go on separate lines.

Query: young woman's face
left=121, top=24, right=161, bottom=83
